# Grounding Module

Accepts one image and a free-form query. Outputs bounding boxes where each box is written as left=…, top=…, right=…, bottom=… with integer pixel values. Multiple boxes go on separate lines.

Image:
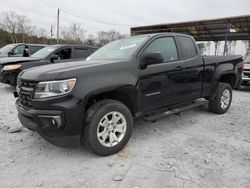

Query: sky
left=0, top=0, right=249, bottom=35
left=0, top=0, right=249, bottom=54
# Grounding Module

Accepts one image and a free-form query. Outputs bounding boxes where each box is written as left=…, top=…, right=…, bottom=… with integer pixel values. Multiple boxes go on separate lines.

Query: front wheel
left=82, top=99, right=133, bottom=156
left=208, top=82, right=232, bottom=114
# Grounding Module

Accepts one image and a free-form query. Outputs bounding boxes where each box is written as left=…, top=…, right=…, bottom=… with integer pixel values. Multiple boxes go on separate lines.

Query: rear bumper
left=16, top=101, right=81, bottom=147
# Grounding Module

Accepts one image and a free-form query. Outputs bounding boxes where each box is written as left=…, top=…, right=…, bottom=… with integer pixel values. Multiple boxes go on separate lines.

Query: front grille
left=18, top=80, right=37, bottom=108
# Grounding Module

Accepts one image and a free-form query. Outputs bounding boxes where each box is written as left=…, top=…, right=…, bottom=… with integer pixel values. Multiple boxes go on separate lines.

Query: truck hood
left=0, top=53, right=8, bottom=58
left=19, top=60, right=120, bottom=81
left=0, top=57, right=41, bottom=65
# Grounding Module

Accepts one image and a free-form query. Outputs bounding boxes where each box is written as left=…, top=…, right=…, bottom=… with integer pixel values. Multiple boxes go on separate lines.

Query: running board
left=143, top=99, right=208, bottom=122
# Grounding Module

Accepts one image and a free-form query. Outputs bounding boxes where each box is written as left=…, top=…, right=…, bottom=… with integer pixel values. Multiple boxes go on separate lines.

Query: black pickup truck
left=0, top=43, right=46, bottom=58
left=0, top=44, right=97, bottom=86
left=15, top=33, right=243, bottom=156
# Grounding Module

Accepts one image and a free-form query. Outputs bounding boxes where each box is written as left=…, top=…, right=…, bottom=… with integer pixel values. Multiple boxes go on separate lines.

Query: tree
left=16, top=15, right=32, bottom=42
left=96, top=30, right=125, bottom=47
left=84, top=34, right=96, bottom=46
left=0, top=28, right=12, bottom=47
left=61, top=23, right=86, bottom=44
left=0, top=11, right=18, bottom=43
left=0, top=10, right=32, bottom=43
left=39, top=28, right=48, bottom=38
left=0, top=10, right=130, bottom=48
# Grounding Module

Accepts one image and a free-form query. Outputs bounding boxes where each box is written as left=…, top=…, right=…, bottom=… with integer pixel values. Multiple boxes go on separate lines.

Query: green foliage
left=0, top=10, right=126, bottom=48
left=0, top=30, right=78, bottom=47
left=0, top=28, right=126, bottom=48
left=0, top=29, right=12, bottom=47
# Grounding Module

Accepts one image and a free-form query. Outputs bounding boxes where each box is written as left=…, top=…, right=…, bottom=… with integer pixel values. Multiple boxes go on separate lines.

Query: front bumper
left=16, top=101, right=82, bottom=147
left=0, top=71, right=17, bottom=86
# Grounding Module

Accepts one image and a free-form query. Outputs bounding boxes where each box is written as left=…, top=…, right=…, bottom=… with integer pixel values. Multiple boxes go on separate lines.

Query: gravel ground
left=0, top=83, right=250, bottom=188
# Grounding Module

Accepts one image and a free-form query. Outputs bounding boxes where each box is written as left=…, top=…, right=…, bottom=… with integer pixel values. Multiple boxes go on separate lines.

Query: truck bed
left=203, top=55, right=242, bottom=66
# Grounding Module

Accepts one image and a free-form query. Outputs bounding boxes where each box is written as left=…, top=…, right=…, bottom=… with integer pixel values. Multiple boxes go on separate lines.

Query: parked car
left=15, top=33, right=243, bottom=156
left=0, top=44, right=98, bottom=86
left=241, top=54, right=250, bottom=85
left=0, top=43, right=46, bottom=58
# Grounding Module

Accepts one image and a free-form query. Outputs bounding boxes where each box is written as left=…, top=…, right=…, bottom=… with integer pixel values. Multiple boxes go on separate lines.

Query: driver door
left=139, top=37, right=188, bottom=112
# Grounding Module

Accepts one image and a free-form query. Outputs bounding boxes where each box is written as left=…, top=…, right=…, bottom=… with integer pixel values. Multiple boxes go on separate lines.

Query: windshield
left=245, top=55, right=250, bottom=63
left=86, top=36, right=148, bottom=61
left=0, top=44, right=17, bottom=54
left=31, top=46, right=58, bottom=58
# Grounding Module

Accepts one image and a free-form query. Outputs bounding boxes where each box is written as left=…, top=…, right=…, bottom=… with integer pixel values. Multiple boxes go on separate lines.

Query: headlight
left=34, top=78, right=76, bottom=99
left=16, top=76, right=21, bottom=94
left=3, top=64, right=22, bottom=71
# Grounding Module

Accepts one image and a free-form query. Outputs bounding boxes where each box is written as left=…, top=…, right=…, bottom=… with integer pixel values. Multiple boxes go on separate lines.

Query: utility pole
left=57, top=8, right=60, bottom=44
left=50, top=25, right=53, bottom=44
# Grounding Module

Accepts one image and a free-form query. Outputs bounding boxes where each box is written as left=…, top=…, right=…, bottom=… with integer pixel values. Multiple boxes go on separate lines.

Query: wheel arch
left=84, top=85, right=138, bottom=116
left=219, top=73, right=236, bottom=88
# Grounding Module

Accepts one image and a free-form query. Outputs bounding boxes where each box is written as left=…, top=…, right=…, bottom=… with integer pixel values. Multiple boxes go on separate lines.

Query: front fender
left=82, top=85, right=139, bottom=115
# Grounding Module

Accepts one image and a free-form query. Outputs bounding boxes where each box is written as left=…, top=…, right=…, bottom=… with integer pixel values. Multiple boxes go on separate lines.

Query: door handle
left=175, top=66, right=183, bottom=71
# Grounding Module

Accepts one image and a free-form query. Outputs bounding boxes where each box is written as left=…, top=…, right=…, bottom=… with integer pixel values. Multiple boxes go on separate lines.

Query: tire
left=82, top=99, right=133, bottom=156
left=208, top=82, right=232, bottom=114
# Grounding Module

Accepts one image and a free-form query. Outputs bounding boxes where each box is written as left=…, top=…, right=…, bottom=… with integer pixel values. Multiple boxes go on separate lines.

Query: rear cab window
left=30, top=46, right=45, bottom=55
left=74, top=48, right=90, bottom=59
left=178, top=36, right=197, bottom=59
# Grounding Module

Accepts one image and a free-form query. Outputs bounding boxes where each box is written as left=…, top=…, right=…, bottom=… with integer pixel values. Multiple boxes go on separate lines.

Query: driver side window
left=145, top=37, right=178, bottom=62
left=13, top=44, right=25, bottom=55
left=56, top=48, right=72, bottom=59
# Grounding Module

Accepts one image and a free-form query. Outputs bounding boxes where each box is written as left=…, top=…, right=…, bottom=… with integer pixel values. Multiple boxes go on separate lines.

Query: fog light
left=38, top=115, right=62, bottom=129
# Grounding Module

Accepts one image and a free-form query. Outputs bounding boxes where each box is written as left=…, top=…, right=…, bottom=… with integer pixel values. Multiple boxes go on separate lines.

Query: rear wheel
left=208, top=82, right=232, bottom=114
left=82, top=99, right=133, bottom=156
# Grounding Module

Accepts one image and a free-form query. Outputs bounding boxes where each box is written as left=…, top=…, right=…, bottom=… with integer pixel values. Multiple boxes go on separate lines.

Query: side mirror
left=50, top=55, right=59, bottom=63
left=23, top=48, right=29, bottom=57
left=141, top=52, right=164, bottom=69
left=8, top=51, right=13, bottom=56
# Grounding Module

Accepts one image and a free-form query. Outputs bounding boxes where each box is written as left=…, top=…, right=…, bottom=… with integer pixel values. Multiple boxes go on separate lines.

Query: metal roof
left=131, top=15, right=250, bottom=41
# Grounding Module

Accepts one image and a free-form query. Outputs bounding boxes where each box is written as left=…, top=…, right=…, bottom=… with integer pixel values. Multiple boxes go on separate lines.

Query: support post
left=56, top=9, right=60, bottom=44
left=214, top=41, right=218, bottom=55
left=223, top=24, right=229, bottom=55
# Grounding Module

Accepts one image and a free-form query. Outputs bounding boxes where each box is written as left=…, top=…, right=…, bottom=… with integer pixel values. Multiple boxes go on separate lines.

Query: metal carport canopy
left=130, top=15, right=250, bottom=41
